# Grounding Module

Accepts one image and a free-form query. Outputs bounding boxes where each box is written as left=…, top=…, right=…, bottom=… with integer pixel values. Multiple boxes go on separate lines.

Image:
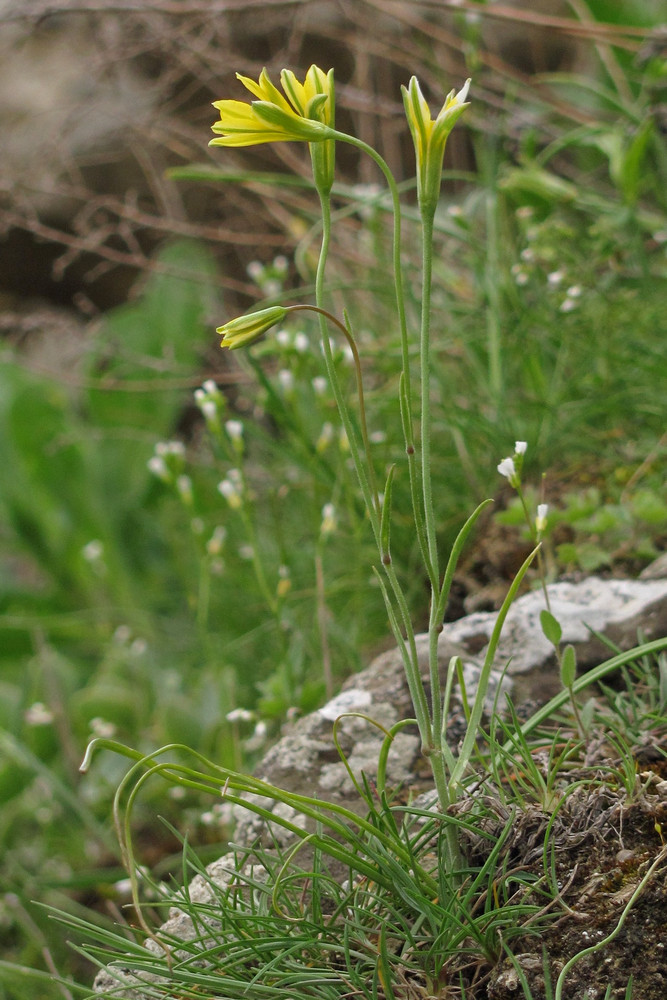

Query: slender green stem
left=330, top=129, right=434, bottom=584
left=314, top=193, right=381, bottom=548
left=419, top=210, right=439, bottom=584
left=286, top=303, right=380, bottom=516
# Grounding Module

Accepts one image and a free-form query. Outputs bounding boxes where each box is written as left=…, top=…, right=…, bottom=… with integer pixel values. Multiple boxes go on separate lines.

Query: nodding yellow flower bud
left=217, top=306, right=288, bottom=350
left=401, top=77, right=471, bottom=218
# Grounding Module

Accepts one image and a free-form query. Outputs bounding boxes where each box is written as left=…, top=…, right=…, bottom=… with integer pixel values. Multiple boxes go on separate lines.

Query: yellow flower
left=401, top=77, right=471, bottom=216
left=281, top=65, right=335, bottom=193
left=210, top=66, right=333, bottom=147
left=216, top=306, right=287, bottom=350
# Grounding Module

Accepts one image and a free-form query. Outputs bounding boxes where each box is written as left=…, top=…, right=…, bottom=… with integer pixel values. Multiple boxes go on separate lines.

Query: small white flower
left=312, top=376, right=328, bottom=396
left=218, top=478, right=242, bottom=509
left=200, top=400, right=218, bottom=423
left=321, top=502, right=337, bottom=536
left=113, top=625, right=131, bottom=644
left=316, top=421, right=334, bottom=453
left=90, top=717, right=117, bottom=738
left=238, top=544, right=254, bottom=560
left=225, top=420, right=244, bottom=442
left=130, top=638, right=147, bottom=657
left=560, top=297, right=577, bottom=313
left=278, top=369, right=294, bottom=392
left=497, top=457, right=517, bottom=483
left=566, top=284, right=582, bottom=298
left=247, top=260, right=264, bottom=281
left=294, top=332, right=309, bottom=353
left=202, top=379, right=218, bottom=396
left=261, top=279, right=282, bottom=298
left=276, top=329, right=291, bottom=348
left=536, top=503, right=549, bottom=533
left=515, top=441, right=527, bottom=455
left=207, top=525, right=227, bottom=556
left=226, top=708, right=254, bottom=723
left=82, top=539, right=104, bottom=562
left=176, top=475, right=193, bottom=505
left=147, top=455, right=169, bottom=481
left=24, top=702, right=53, bottom=726
left=273, top=255, right=288, bottom=274
left=547, top=269, right=565, bottom=288
left=520, top=247, right=535, bottom=262
left=156, top=440, right=185, bottom=457
left=245, top=720, right=268, bottom=751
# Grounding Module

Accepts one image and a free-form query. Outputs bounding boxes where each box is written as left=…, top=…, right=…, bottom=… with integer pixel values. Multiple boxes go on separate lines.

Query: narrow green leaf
left=380, top=464, right=396, bottom=562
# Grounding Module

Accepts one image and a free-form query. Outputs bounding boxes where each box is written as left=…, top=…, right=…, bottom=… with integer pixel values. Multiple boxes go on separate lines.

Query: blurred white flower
left=177, top=475, right=193, bottom=505
left=207, top=525, right=227, bottom=556
left=316, top=421, right=334, bottom=453
left=320, top=502, right=337, bottom=536
left=294, top=332, right=309, bottom=353
left=225, top=420, right=244, bottom=443
left=515, top=441, right=527, bottom=455
left=82, top=539, right=104, bottom=562
left=536, top=503, right=549, bottom=533
left=497, top=457, right=518, bottom=486
left=90, top=717, right=116, bottom=738
left=25, top=702, right=53, bottom=726
left=226, top=708, right=254, bottom=723
left=218, top=478, right=242, bottom=509
left=147, top=455, right=169, bottom=481
left=245, top=719, right=268, bottom=751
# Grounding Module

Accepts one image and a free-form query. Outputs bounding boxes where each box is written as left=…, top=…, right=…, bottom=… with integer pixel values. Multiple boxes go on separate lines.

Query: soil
left=438, top=747, right=667, bottom=1000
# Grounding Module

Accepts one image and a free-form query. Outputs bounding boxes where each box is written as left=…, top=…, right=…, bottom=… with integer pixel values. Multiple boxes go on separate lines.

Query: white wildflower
left=497, top=456, right=518, bottom=486
left=24, top=702, right=53, bottom=726
left=321, top=502, right=337, bottom=537
left=536, top=503, right=549, bottom=533
left=82, top=539, right=103, bottom=562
